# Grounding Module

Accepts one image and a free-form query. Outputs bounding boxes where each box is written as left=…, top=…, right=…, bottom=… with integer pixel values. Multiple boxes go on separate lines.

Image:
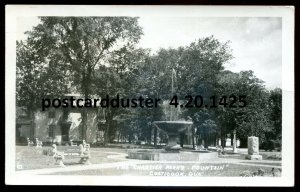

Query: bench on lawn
left=35, top=138, right=43, bottom=148
left=52, top=143, right=91, bottom=167
left=27, top=138, right=34, bottom=147
left=82, top=140, right=90, bottom=148
left=70, top=140, right=77, bottom=146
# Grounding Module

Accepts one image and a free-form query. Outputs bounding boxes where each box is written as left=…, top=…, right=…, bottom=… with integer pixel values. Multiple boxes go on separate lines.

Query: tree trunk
left=148, top=125, right=152, bottom=145
left=104, top=112, right=110, bottom=146
left=180, top=133, right=184, bottom=148
left=233, top=129, right=237, bottom=153
left=221, top=134, right=226, bottom=148
left=192, top=126, right=195, bottom=149
left=82, top=109, right=87, bottom=142
left=117, top=131, right=121, bottom=143
left=239, top=137, right=247, bottom=148
left=214, top=134, right=217, bottom=146
left=197, top=134, right=201, bottom=145
left=81, top=69, right=91, bottom=142
left=154, top=126, right=157, bottom=148
left=204, top=132, right=208, bottom=149
left=104, top=109, right=114, bottom=146
left=30, top=109, right=35, bottom=140
left=104, top=120, right=109, bottom=146
left=128, top=133, right=131, bottom=144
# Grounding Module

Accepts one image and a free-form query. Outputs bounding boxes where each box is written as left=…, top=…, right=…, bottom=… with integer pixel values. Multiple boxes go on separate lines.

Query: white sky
left=17, top=17, right=282, bottom=89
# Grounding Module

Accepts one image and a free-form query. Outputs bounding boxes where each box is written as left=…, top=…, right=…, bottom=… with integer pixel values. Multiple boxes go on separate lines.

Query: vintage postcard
left=5, top=5, right=294, bottom=186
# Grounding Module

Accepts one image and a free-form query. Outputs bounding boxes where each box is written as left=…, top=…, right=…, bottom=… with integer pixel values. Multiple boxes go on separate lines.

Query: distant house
left=16, top=94, right=105, bottom=145
left=16, top=107, right=33, bottom=144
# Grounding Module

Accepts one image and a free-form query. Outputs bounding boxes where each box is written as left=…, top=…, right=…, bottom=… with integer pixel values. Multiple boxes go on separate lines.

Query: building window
left=48, top=111, right=55, bottom=118
left=48, top=125, right=55, bottom=138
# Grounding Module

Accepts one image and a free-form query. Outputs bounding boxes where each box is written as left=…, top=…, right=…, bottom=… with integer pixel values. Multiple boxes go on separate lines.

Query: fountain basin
left=153, top=121, right=193, bottom=151
left=127, top=149, right=218, bottom=161
left=153, top=121, right=193, bottom=134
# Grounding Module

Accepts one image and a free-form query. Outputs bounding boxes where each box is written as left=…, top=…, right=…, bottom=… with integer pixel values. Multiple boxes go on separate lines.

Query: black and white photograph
left=5, top=5, right=294, bottom=186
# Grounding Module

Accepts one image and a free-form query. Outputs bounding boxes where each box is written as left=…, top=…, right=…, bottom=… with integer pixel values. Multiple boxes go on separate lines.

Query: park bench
left=27, top=138, right=43, bottom=147
left=27, top=138, right=34, bottom=147
left=52, top=142, right=91, bottom=167
left=70, top=140, right=77, bottom=146
left=35, top=138, right=43, bottom=148
left=82, top=140, right=90, bottom=148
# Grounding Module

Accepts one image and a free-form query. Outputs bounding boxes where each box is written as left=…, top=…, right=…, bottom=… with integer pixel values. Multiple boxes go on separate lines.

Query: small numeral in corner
left=17, top=164, right=23, bottom=169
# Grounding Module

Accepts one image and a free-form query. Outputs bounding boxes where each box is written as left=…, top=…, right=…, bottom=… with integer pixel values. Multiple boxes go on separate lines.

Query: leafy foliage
left=16, top=18, right=281, bottom=146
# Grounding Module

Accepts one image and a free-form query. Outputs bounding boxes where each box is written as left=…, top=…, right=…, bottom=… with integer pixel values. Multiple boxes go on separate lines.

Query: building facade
left=16, top=106, right=99, bottom=145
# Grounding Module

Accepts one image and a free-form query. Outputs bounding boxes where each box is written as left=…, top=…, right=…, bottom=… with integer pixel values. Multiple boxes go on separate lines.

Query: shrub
left=271, top=168, right=282, bottom=176
left=135, top=140, right=141, bottom=145
left=260, top=140, right=275, bottom=151
left=266, top=153, right=282, bottom=160
left=240, top=169, right=265, bottom=177
left=240, top=170, right=252, bottom=177
left=42, top=148, right=54, bottom=156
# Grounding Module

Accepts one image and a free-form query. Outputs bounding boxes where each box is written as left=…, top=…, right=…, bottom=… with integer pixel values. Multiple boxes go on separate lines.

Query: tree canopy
left=16, top=17, right=281, bottom=147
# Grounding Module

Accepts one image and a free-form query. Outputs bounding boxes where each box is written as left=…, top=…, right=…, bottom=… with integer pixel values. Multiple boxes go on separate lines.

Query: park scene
left=15, top=17, right=282, bottom=177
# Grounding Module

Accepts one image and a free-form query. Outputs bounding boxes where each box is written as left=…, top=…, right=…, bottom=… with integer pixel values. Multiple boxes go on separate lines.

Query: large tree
left=216, top=70, right=272, bottom=147
left=93, top=47, right=150, bottom=145
left=176, top=36, right=233, bottom=96
left=23, top=17, right=143, bottom=140
left=17, top=40, right=69, bottom=139
left=265, top=88, right=282, bottom=144
left=132, top=37, right=233, bottom=146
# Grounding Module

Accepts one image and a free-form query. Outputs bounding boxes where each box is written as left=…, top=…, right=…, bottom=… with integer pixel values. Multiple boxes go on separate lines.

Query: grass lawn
left=219, top=151, right=281, bottom=161
left=16, top=146, right=58, bottom=170
left=16, top=146, right=282, bottom=177
left=16, top=146, right=126, bottom=170
left=240, top=162, right=281, bottom=166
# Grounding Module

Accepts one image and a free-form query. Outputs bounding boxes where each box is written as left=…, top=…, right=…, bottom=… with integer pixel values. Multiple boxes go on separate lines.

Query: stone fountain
left=127, top=69, right=218, bottom=161
left=153, top=120, right=193, bottom=152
